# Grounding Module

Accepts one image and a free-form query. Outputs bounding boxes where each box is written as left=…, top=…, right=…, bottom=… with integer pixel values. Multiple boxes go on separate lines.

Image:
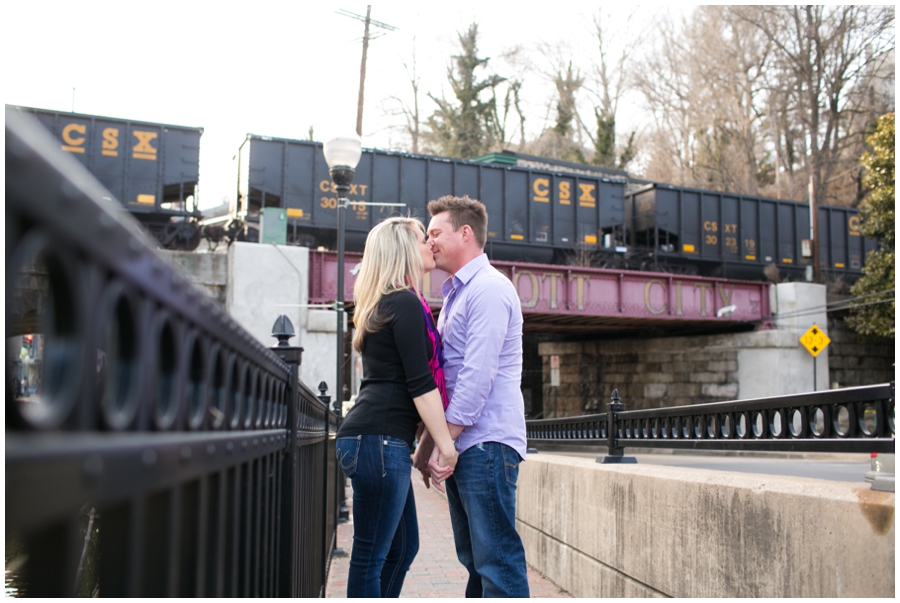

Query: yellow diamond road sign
left=800, top=324, right=831, bottom=357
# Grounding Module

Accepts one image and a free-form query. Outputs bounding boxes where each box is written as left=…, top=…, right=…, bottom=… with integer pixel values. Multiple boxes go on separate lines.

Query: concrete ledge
left=516, top=454, right=895, bottom=597
left=517, top=520, right=665, bottom=597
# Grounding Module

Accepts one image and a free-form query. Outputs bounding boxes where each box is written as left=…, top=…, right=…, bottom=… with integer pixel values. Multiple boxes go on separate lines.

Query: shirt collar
left=440, top=253, right=489, bottom=298
left=453, top=253, right=489, bottom=286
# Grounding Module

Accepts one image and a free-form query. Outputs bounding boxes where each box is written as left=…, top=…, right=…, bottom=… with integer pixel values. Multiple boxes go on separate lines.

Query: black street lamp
left=323, top=134, right=362, bottom=412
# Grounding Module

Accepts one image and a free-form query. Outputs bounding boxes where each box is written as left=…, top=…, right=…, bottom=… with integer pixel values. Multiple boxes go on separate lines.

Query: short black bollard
left=598, top=388, right=637, bottom=464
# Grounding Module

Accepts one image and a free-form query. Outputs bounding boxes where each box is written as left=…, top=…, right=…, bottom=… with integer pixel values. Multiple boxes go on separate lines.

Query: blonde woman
left=335, top=216, right=457, bottom=598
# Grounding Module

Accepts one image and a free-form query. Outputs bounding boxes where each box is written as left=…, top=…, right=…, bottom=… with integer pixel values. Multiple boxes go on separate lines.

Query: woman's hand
left=413, top=430, right=436, bottom=488
left=411, top=389, right=458, bottom=492
left=427, top=444, right=457, bottom=493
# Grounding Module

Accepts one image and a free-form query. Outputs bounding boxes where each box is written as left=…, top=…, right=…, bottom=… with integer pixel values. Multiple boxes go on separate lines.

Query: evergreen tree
left=592, top=111, right=616, bottom=168
left=426, top=24, right=505, bottom=159
left=847, top=113, right=894, bottom=338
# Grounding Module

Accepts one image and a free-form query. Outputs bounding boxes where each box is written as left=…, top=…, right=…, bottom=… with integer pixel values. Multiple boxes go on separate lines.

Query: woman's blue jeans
left=336, top=435, right=419, bottom=598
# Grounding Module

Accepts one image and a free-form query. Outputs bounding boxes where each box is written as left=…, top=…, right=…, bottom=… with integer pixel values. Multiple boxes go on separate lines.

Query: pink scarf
left=420, top=294, right=449, bottom=409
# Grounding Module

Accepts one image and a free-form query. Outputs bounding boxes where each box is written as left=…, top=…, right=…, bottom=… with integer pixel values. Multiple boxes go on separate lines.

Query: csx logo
left=60, top=122, right=158, bottom=160
left=532, top=178, right=596, bottom=207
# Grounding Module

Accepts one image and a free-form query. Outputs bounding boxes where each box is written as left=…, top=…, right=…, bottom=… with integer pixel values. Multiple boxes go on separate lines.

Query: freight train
left=233, top=135, right=874, bottom=282
left=12, top=105, right=875, bottom=282
left=9, top=105, right=207, bottom=250
left=624, top=182, right=876, bottom=281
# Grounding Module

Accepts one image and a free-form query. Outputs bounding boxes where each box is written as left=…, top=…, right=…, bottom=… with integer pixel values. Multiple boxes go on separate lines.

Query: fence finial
left=272, top=315, right=295, bottom=347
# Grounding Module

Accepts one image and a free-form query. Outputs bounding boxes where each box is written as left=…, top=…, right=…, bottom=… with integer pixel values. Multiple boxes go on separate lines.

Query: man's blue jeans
left=445, top=441, right=530, bottom=597
left=336, top=435, right=419, bottom=598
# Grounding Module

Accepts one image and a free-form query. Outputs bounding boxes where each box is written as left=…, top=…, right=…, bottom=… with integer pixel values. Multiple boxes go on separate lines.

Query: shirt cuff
left=444, top=406, right=479, bottom=427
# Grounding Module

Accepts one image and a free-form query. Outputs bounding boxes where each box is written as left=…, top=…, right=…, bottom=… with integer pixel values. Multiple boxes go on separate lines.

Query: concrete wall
left=516, top=454, right=895, bottom=598
left=210, top=243, right=339, bottom=395
left=538, top=283, right=833, bottom=415
left=159, top=249, right=228, bottom=307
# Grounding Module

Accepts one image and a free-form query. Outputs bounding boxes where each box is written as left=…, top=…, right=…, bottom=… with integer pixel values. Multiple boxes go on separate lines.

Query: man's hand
left=426, top=445, right=456, bottom=493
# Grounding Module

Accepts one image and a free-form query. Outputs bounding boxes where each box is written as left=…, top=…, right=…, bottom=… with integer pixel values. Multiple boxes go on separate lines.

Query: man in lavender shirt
left=415, top=195, right=529, bottom=598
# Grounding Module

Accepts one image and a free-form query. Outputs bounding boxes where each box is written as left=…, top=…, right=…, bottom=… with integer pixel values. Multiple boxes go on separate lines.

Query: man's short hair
left=427, top=195, right=488, bottom=248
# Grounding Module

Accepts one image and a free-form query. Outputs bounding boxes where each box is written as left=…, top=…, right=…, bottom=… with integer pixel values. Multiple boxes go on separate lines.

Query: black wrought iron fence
left=6, top=107, right=341, bottom=597
left=527, top=383, right=895, bottom=460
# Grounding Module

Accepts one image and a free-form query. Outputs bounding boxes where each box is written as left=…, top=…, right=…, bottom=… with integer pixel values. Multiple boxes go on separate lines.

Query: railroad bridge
left=6, top=106, right=894, bottom=598
left=308, top=250, right=772, bottom=333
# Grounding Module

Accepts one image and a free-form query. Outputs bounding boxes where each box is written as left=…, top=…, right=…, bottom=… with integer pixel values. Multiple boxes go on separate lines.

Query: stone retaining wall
left=539, top=338, right=741, bottom=415
left=827, top=316, right=895, bottom=388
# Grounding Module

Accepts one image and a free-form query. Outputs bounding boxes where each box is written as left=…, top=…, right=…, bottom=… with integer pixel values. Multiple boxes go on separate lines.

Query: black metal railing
left=6, top=107, right=341, bottom=596
left=527, top=384, right=895, bottom=460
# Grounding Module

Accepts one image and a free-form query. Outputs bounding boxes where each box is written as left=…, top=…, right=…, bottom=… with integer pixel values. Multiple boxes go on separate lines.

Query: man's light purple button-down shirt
left=438, top=253, right=527, bottom=459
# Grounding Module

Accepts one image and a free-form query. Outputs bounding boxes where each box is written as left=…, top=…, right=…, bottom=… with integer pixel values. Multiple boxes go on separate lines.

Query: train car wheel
left=163, top=221, right=201, bottom=251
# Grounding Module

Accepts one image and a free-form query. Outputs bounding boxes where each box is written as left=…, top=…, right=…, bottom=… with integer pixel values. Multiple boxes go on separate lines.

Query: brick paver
left=326, top=470, right=570, bottom=598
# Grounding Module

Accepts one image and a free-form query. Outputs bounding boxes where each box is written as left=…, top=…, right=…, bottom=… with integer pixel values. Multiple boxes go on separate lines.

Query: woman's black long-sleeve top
left=336, top=289, right=437, bottom=447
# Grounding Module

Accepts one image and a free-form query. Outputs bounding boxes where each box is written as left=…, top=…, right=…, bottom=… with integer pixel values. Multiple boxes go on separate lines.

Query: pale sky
left=5, top=1, right=674, bottom=209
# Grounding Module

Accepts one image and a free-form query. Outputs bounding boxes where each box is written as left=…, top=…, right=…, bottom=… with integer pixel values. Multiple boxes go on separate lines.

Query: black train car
left=235, top=135, right=627, bottom=264
left=9, top=105, right=204, bottom=250
left=625, top=182, right=876, bottom=281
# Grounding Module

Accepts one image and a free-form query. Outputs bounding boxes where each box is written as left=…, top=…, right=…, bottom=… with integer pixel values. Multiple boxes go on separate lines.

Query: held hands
left=413, top=437, right=436, bottom=489
left=413, top=437, right=456, bottom=493
left=426, top=444, right=457, bottom=493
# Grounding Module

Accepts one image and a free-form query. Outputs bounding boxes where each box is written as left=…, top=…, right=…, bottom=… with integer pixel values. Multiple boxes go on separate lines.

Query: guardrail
left=6, top=107, right=341, bottom=596
left=527, top=383, right=895, bottom=460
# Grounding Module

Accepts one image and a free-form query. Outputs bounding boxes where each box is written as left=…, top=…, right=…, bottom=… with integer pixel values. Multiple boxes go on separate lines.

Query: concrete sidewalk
left=326, top=471, right=570, bottom=598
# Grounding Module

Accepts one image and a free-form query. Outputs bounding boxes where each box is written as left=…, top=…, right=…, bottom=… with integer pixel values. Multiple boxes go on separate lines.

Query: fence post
left=270, top=315, right=302, bottom=597
left=598, top=388, right=637, bottom=464
left=319, top=383, right=330, bottom=597
left=328, top=386, right=350, bottom=524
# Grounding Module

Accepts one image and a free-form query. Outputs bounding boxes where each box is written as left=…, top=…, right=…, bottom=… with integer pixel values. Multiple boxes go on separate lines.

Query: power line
left=769, top=288, right=895, bottom=322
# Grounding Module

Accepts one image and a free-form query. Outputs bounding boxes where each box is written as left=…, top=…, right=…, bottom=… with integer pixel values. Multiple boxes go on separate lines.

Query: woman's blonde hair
left=352, top=216, right=426, bottom=351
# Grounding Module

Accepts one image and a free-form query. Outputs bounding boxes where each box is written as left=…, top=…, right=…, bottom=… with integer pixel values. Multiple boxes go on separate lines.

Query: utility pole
left=809, top=169, right=821, bottom=282
left=336, top=7, right=397, bottom=136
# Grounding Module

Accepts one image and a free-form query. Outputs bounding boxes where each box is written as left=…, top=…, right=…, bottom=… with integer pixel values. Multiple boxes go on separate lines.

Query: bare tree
left=634, top=4, right=894, bottom=204
left=529, top=43, right=589, bottom=161
left=488, top=46, right=529, bottom=152
left=582, top=8, right=644, bottom=170
left=380, top=38, right=423, bottom=153
left=633, top=15, right=696, bottom=184
left=735, top=5, right=895, bottom=205
left=691, top=7, right=774, bottom=194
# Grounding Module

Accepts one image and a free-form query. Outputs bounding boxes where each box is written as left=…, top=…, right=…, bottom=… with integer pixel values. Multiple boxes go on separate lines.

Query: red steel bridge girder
left=309, top=251, right=772, bottom=333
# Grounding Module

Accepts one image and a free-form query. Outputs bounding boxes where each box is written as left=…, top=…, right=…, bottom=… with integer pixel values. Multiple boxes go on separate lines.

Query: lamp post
left=323, top=134, right=362, bottom=412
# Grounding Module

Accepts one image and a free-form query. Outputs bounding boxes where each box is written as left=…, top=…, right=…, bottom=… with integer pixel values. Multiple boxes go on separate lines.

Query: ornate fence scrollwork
left=6, top=107, right=340, bottom=597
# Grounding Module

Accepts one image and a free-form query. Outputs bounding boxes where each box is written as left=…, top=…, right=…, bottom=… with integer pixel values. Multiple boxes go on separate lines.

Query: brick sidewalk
left=326, top=471, right=570, bottom=598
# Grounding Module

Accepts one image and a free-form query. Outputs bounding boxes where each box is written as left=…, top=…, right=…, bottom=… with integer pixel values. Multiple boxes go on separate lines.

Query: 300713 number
left=320, top=197, right=367, bottom=213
